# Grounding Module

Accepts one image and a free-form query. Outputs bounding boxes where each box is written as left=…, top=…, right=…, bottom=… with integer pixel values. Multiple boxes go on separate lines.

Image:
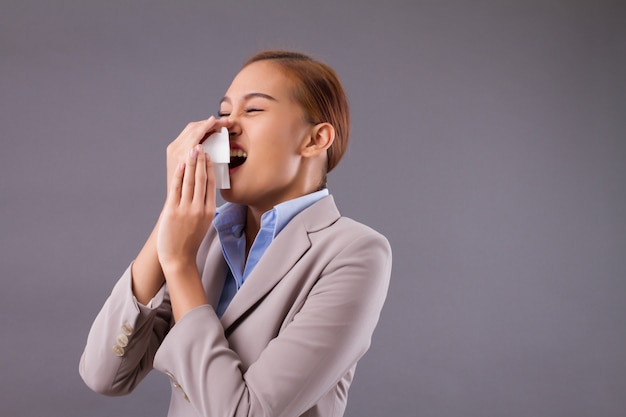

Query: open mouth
left=229, top=148, right=247, bottom=169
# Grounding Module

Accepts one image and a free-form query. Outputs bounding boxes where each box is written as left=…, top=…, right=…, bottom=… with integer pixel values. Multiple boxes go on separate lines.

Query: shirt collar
left=214, top=188, right=329, bottom=239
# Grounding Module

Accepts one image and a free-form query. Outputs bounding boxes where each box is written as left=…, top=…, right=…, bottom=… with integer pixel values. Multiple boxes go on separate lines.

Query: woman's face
left=218, top=60, right=314, bottom=211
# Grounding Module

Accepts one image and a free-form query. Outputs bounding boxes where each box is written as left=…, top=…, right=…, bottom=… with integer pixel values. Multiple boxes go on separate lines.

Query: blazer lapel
left=220, top=195, right=340, bottom=331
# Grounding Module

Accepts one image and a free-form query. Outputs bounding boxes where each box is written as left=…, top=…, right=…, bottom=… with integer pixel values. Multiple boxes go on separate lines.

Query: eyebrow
left=219, top=92, right=278, bottom=105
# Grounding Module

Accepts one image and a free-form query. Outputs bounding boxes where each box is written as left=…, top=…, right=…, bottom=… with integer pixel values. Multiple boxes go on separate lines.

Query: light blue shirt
left=213, top=189, right=329, bottom=317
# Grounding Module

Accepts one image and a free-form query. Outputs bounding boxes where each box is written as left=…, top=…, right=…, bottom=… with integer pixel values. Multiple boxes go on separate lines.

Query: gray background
left=1, top=0, right=625, bottom=416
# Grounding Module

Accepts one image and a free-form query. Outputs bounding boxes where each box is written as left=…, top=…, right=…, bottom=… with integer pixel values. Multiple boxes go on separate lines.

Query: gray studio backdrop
left=1, top=1, right=625, bottom=416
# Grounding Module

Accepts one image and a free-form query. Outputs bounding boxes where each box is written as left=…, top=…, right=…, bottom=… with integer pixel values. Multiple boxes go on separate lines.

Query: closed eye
left=217, top=108, right=264, bottom=117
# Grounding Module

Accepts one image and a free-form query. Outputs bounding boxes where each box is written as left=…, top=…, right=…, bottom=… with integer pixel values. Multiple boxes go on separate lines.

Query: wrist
left=160, top=261, right=208, bottom=322
left=160, top=259, right=198, bottom=279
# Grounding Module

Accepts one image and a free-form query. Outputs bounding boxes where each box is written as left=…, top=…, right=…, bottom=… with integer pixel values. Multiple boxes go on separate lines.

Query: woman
left=80, top=50, right=392, bottom=417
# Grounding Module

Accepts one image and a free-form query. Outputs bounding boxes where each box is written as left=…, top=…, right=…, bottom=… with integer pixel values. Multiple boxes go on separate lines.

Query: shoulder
left=334, top=215, right=387, bottom=238
left=306, top=196, right=390, bottom=249
left=304, top=204, right=392, bottom=268
left=322, top=216, right=392, bottom=264
left=301, top=195, right=389, bottom=241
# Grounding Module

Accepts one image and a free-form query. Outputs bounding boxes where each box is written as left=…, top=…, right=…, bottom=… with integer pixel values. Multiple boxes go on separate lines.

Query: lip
left=229, top=142, right=246, bottom=152
left=228, top=142, right=247, bottom=173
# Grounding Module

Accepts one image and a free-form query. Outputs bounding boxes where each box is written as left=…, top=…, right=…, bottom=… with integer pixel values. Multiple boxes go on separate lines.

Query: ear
left=301, top=122, right=335, bottom=158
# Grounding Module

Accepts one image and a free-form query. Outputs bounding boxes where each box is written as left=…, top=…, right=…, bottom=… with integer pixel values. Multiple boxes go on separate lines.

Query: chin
left=219, top=188, right=235, bottom=202
left=219, top=188, right=247, bottom=206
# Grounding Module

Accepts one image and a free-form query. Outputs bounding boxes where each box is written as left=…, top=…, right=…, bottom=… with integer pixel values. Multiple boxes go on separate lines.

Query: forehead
left=223, top=60, right=293, bottom=102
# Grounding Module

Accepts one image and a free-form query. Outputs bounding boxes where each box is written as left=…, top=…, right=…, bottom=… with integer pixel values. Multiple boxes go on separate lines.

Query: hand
left=165, top=117, right=228, bottom=192
left=157, top=144, right=216, bottom=271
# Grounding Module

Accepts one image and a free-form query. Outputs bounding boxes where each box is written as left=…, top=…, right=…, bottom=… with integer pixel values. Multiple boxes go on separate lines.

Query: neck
left=241, top=168, right=325, bottom=257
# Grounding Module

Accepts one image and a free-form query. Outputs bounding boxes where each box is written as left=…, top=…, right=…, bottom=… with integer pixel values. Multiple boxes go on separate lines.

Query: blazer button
left=165, top=371, right=190, bottom=402
left=121, top=324, right=133, bottom=336
left=112, top=345, right=125, bottom=357
left=116, top=334, right=129, bottom=347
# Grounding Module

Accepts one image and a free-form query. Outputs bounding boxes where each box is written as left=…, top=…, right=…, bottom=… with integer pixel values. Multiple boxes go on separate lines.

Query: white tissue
left=202, top=127, right=230, bottom=189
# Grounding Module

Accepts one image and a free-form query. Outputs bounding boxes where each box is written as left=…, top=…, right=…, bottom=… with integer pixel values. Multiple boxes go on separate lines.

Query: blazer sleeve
left=152, top=228, right=392, bottom=417
left=79, top=263, right=172, bottom=395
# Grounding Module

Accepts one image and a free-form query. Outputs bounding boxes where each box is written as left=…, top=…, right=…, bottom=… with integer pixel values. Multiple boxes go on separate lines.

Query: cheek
left=259, top=129, right=301, bottom=160
left=257, top=147, right=297, bottom=174
left=247, top=116, right=307, bottom=169
left=250, top=144, right=299, bottom=183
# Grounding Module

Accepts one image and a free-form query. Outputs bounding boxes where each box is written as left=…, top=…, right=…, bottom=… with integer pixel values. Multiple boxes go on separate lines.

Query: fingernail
left=189, top=147, right=198, bottom=158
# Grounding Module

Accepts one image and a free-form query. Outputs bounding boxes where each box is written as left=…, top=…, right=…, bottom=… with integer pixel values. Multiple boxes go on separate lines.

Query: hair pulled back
left=244, top=50, right=350, bottom=175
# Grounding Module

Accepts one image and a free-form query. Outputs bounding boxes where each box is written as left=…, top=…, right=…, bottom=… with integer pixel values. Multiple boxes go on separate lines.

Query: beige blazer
left=79, top=195, right=392, bottom=417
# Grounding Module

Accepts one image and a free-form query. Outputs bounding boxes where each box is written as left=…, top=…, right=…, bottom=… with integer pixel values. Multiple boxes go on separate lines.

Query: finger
left=193, top=149, right=207, bottom=205
left=204, top=154, right=216, bottom=208
left=167, top=117, right=230, bottom=190
left=183, top=116, right=215, bottom=140
left=198, top=117, right=233, bottom=145
left=169, top=117, right=218, bottom=163
left=181, top=146, right=198, bottom=203
left=185, top=116, right=221, bottom=147
left=166, top=162, right=185, bottom=206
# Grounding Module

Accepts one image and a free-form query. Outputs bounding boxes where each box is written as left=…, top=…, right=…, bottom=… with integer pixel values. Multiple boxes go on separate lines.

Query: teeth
left=230, top=149, right=247, bottom=158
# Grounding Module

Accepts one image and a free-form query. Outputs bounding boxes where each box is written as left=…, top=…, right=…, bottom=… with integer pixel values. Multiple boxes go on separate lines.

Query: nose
left=225, top=116, right=241, bottom=138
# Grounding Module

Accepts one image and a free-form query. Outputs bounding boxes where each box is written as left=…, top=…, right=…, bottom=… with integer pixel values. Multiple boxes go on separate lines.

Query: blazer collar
left=220, top=195, right=340, bottom=330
